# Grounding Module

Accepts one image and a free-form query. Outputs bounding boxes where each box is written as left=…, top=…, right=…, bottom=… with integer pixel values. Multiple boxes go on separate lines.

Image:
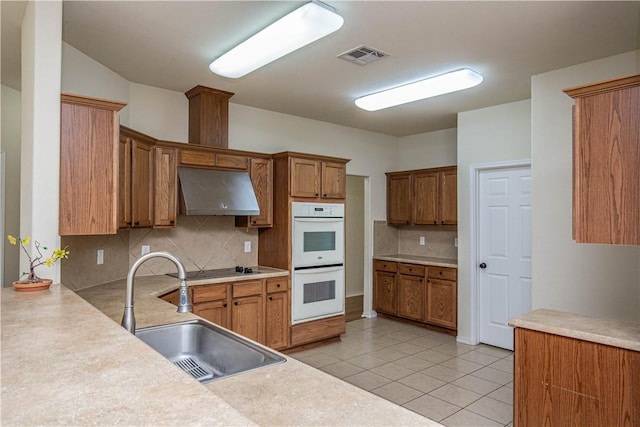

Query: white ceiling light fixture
left=355, top=68, right=484, bottom=111
left=209, top=1, right=344, bottom=78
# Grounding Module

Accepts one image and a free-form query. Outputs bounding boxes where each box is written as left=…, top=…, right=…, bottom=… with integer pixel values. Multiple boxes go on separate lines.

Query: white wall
left=61, top=42, right=130, bottom=125
left=457, top=99, right=532, bottom=343
left=531, top=50, right=640, bottom=323
left=397, top=128, right=457, bottom=170
left=229, top=103, right=397, bottom=220
left=1, top=85, right=22, bottom=286
left=20, top=1, right=62, bottom=283
left=128, top=83, right=188, bottom=142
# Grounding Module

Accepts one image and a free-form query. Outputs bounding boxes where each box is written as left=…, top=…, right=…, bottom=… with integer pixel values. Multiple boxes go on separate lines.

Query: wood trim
left=184, top=85, right=234, bottom=100
left=61, top=93, right=126, bottom=111
left=271, top=151, right=350, bottom=164
left=386, top=165, right=457, bottom=176
left=563, top=73, right=640, bottom=98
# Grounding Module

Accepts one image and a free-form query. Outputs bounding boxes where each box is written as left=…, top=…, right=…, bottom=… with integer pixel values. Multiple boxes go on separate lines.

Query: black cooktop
left=166, top=266, right=263, bottom=280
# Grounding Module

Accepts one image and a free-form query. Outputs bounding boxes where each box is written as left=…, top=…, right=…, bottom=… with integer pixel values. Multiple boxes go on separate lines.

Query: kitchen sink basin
left=135, top=319, right=285, bottom=383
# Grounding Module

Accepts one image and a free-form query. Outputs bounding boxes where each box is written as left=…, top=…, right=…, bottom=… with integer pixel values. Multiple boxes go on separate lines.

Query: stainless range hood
left=178, top=166, right=259, bottom=216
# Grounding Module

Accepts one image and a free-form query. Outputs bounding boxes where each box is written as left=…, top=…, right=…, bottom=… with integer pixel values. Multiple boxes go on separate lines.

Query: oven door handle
left=294, top=265, right=344, bottom=274
left=293, top=217, right=343, bottom=222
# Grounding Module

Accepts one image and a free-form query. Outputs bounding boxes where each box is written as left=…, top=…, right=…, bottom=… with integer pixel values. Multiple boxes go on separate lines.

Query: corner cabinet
left=564, top=74, right=640, bottom=245
left=59, top=94, right=126, bottom=236
left=235, top=157, right=273, bottom=228
left=373, top=259, right=457, bottom=332
left=387, top=166, right=457, bottom=226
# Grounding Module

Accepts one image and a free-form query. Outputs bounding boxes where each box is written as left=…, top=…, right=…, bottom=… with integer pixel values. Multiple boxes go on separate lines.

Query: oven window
left=303, top=280, right=336, bottom=304
left=303, top=231, right=336, bottom=253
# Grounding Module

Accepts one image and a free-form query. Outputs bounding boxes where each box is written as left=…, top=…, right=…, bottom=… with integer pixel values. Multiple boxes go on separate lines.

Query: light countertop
left=374, top=254, right=458, bottom=268
left=2, top=272, right=441, bottom=426
left=509, top=308, right=640, bottom=352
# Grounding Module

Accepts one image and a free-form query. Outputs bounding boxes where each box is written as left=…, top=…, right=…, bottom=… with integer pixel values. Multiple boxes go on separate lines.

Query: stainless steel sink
left=135, top=319, right=285, bottom=383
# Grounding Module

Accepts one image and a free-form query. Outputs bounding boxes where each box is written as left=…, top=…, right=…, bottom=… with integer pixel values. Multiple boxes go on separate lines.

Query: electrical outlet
left=454, top=237, right=458, bottom=247
left=97, top=249, right=104, bottom=265
left=244, top=241, right=251, bottom=253
left=419, top=236, right=425, bottom=246
left=141, top=245, right=151, bottom=256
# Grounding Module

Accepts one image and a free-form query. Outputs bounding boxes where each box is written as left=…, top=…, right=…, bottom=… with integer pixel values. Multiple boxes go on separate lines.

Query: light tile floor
left=290, top=317, right=514, bottom=427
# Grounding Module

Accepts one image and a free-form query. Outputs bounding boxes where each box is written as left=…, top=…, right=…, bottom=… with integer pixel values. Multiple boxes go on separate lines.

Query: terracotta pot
left=12, top=279, right=53, bottom=292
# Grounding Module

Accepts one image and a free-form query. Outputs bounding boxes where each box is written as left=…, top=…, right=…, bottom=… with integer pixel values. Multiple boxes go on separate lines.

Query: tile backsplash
left=61, top=216, right=258, bottom=291
left=374, top=220, right=457, bottom=259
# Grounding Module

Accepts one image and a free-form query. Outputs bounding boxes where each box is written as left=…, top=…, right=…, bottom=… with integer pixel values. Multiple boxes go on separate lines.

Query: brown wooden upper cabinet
left=154, top=146, right=178, bottom=227
left=119, top=127, right=155, bottom=229
left=60, top=94, right=126, bottom=236
left=287, top=154, right=347, bottom=200
left=236, top=158, right=273, bottom=228
left=386, top=166, right=457, bottom=226
left=564, top=74, right=640, bottom=245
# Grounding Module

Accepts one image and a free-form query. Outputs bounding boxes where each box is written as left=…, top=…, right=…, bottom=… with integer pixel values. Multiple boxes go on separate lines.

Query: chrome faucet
left=121, top=251, right=192, bottom=334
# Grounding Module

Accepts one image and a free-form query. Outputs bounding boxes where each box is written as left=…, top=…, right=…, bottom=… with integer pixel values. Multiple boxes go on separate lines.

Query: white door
left=478, top=167, right=531, bottom=350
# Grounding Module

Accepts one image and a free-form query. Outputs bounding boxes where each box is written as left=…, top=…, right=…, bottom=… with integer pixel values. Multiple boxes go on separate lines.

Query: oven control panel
left=292, top=202, right=344, bottom=218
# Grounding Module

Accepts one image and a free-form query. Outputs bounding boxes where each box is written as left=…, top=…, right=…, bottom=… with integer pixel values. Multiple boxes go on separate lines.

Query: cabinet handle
left=223, top=303, right=227, bottom=307
left=169, top=220, right=175, bottom=224
left=134, top=221, right=140, bottom=226
left=276, top=283, right=281, bottom=288
left=439, top=271, right=443, bottom=275
left=441, top=221, right=445, bottom=224
left=234, top=301, right=238, bottom=306
left=433, top=221, right=437, bottom=224
left=315, top=193, right=319, bottom=197
left=269, top=296, right=273, bottom=300
left=126, top=222, right=132, bottom=226
left=252, top=220, right=257, bottom=224
left=323, top=193, right=327, bottom=197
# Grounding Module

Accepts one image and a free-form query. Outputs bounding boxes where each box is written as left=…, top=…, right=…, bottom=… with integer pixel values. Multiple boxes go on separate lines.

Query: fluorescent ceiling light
left=210, top=1, right=344, bottom=78
left=355, top=68, right=484, bottom=111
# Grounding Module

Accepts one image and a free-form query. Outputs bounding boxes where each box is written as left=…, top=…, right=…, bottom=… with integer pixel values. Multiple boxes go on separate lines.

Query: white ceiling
left=2, top=1, right=639, bottom=137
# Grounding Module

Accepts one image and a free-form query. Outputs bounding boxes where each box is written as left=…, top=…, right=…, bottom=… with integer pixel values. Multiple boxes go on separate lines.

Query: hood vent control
left=337, top=45, right=389, bottom=66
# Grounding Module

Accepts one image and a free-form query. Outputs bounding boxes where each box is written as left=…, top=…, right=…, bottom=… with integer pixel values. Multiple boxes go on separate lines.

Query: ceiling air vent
left=337, top=45, right=389, bottom=66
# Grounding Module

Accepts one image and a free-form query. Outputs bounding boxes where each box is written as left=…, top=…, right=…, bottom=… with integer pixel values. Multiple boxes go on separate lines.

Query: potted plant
left=6, top=235, right=69, bottom=291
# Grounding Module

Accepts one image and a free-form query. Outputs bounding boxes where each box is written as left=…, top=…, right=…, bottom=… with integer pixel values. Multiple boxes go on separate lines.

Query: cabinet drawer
left=216, top=153, right=248, bottom=170
left=192, top=284, right=227, bottom=303
left=266, top=278, right=287, bottom=293
left=428, top=267, right=457, bottom=281
left=374, top=260, right=397, bottom=273
left=398, top=263, right=425, bottom=277
left=180, top=150, right=215, bottom=167
left=232, top=280, right=263, bottom=298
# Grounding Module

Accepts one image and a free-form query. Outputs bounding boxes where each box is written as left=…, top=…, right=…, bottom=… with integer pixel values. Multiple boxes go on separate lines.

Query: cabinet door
left=131, top=139, right=154, bottom=228
left=412, top=171, right=438, bottom=225
left=194, top=300, right=230, bottom=329
left=373, top=270, right=397, bottom=315
left=397, top=274, right=425, bottom=321
left=59, top=95, right=124, bottom=236
left=232, top=295, right=264, bottom=344
left=118, top=137, right=132, bottom=229
left=439, top=168, right=457, bottom=225
left=426, top=278, right=457, bottom=329
left=265, top=291, right=289, bottom=350
left=290, top=157, right=320, bottom=198
left=387, top=174, right=412, bottom=225
left=249, top=158, right=273, bottom=227
left=154, top=147, right=177, bottom=227
left=321, top=161, right=346, bottom=199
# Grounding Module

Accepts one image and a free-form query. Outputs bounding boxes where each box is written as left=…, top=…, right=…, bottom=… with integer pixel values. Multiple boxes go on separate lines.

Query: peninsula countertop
left=2, top=274, right=441, bottom=426
left=374, top=254, right=458, bottom=268
left=509, top=308, right=640, bottom=352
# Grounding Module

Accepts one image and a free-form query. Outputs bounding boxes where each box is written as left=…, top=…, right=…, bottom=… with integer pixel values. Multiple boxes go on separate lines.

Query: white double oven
left=291, top=202, right=345, bottom=325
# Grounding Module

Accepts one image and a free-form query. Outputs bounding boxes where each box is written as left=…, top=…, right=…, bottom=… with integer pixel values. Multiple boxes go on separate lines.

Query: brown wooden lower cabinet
left=514, top=328, right=640, bottom=426
left=373, top=259, right=457, bottom=332
left=161, top=275, right=290, bottom=350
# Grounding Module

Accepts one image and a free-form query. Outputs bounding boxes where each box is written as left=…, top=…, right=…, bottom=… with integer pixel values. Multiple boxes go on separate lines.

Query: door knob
left=479, top=262, right=487, bottom=269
